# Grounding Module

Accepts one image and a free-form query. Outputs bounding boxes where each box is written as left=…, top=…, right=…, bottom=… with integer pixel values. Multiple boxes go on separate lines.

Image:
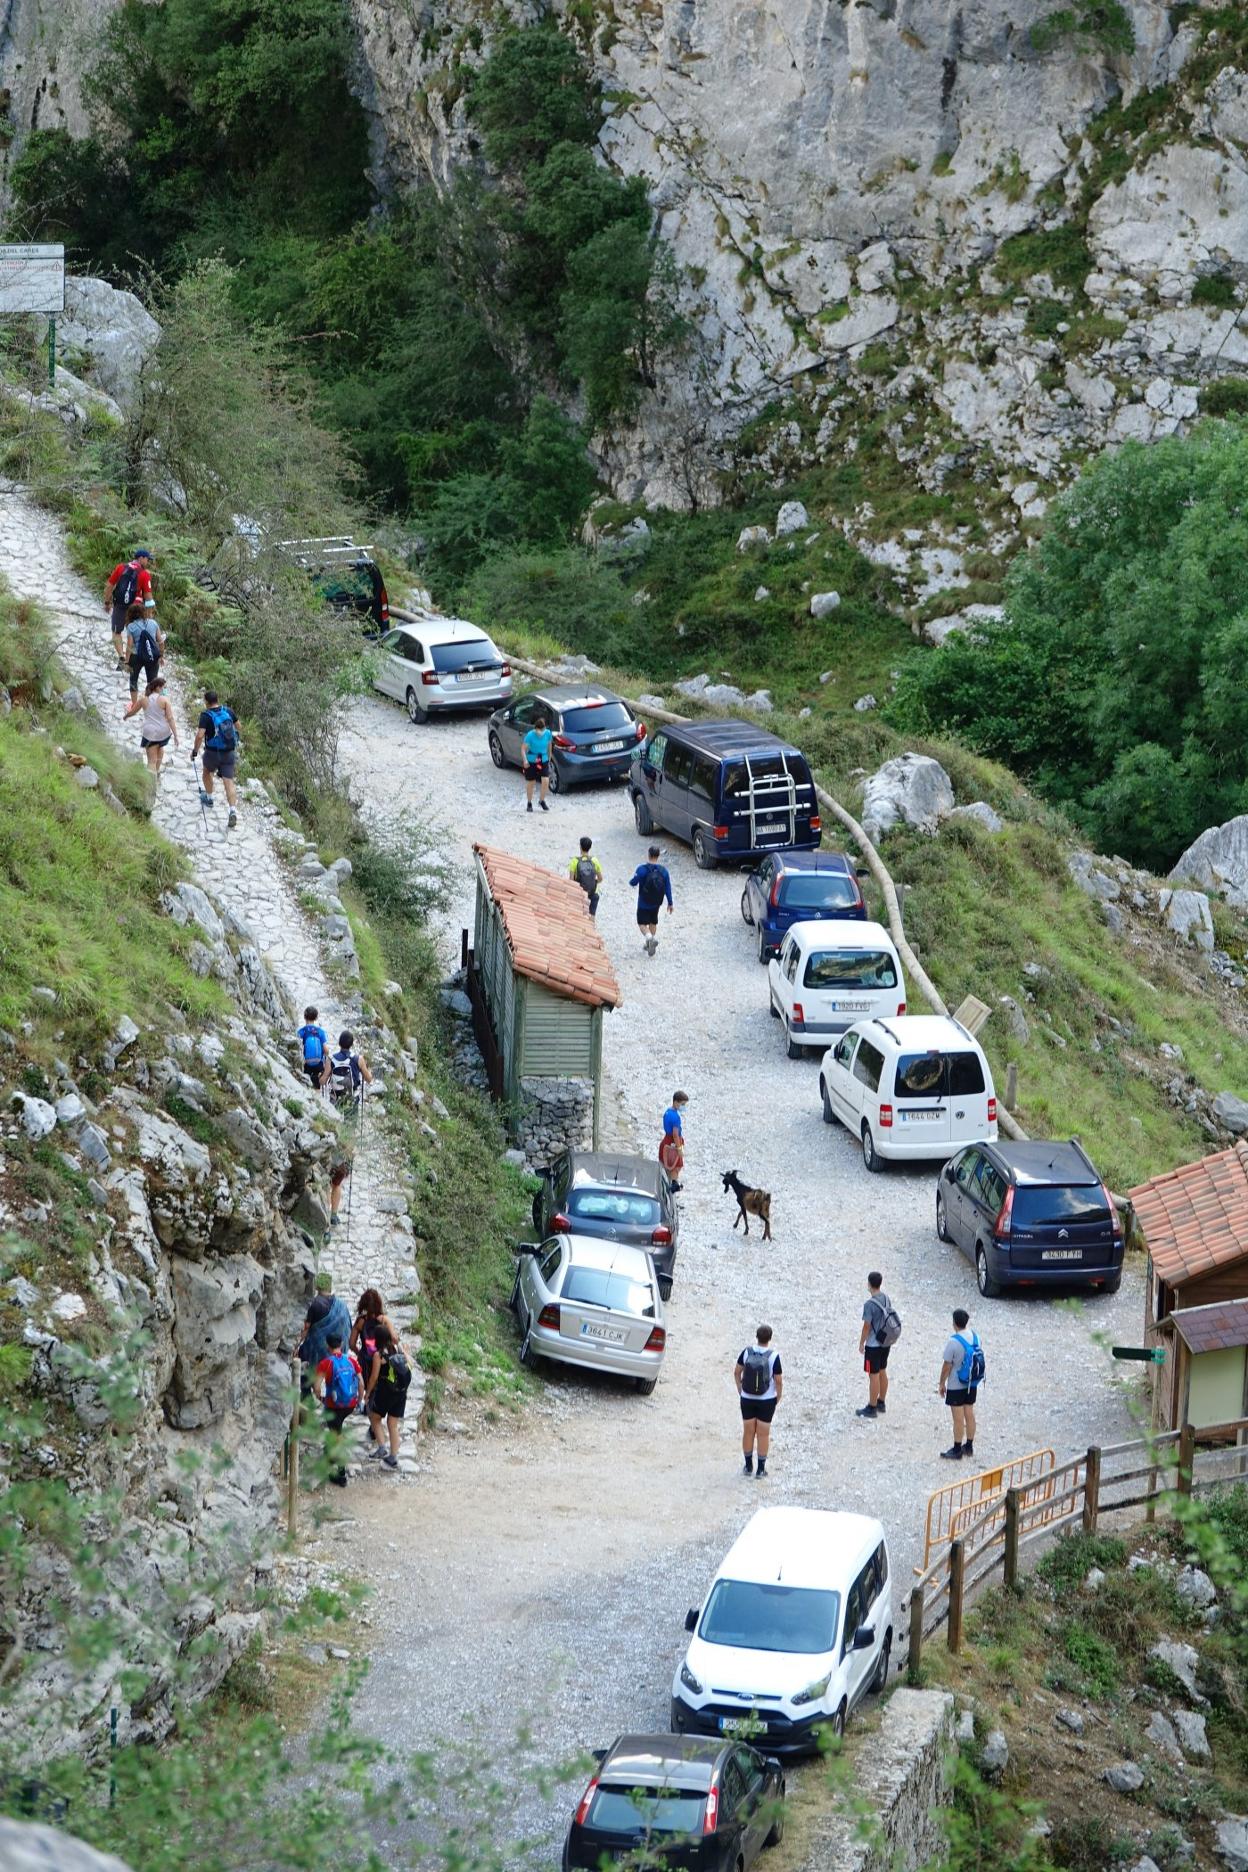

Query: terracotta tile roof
left=473, top=844, right=622, bottom=1011
left=1168, top=1298, right=1248, bottom=1356
left=1130, top=1139, right=1248, bottom=1285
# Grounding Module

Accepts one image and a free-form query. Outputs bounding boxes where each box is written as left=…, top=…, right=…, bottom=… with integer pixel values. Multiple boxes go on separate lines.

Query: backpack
left=324, top=1351, right=360, bottom=1412
left=574, top=856, right=598, bottom=895
left=383, top=1349, right=412, bottom=1393
left=206, top=706, right=237, bottom=752
left=131, top=619, right=158, bottom=658
left=299, top=1025, right=325, bottom=1066
left=872, top=1297, right=903, bottom=1348
left=114, top=564, right=140, bottom=609
left=954, top=1332, right=986, bottom=1388
left=330, top=1050, right=361, bottom=1101
left=740, top=1346, right=773, bottom=1397
left=640, top=863, right=666, bottom=899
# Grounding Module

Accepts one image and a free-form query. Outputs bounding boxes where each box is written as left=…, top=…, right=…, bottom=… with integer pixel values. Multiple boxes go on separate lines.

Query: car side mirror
left=855, top=866, right=870, bottom=881
left=764, top=1755, right=783, bottom=1773
left=944, top=1163, right=958, bottom=1183
left=512, top=1242, right=538, bottom=1257
left=591, top=1746, right=608, bottom=1765
left=852, top=1624, right=875, bottom=1651
left=685, top=1607, right=699, bottom=1633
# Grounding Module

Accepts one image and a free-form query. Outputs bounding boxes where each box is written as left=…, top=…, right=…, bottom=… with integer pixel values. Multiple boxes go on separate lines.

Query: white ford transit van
left=670, top=1508, right=893, bottom=1755
left=819, top=1014, right=997, bottom=1172
left=767, top=919, right=905, bottom=1058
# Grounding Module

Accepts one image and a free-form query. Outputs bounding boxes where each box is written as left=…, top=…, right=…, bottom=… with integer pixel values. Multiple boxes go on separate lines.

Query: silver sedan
left=510, top=1234, right=666, bottom=1395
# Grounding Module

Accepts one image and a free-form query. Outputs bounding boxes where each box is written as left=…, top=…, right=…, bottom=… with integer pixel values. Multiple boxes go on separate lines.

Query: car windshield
left=1012, top=1186, right=1109, bottom=1226
left=586, top=1788, right=705, bottom=1836
left=562, top=701, right=632, bottom=732
left=568, top=1189, right=661, bottom=1226
left=699, top=1579, right=840, bottom=1654
left=805, top=949, right=898, bottom=989
left=431, top=638, right=499, bottom=672
left=780, top=875, right=859, bottom=909
left=895, top=1051, right=986, bottom=1100
left=561, top=1267, right=654, bottom=1316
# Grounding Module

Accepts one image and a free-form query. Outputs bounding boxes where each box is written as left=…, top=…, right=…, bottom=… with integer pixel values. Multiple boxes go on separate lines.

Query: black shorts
left=864, top=1345, right=890, bottom=1374
left=946, top=1386, right=978, bottom=1407
left=140, top=735, right=172, bottom=750
left=740, top=1396, right=777, bottom=1423
left=524, top=759, right=547, bottom=780
left=304, top=1061, right=325, bottom=1090
left=371, top=1380, right=408, bottom=1420
left=203, top=747, right=237, bottom=779
left=637, top=904, right=662, bottom=926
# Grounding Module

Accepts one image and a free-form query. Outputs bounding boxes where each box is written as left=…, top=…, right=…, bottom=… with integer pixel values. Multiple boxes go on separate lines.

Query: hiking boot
left=381, top=1452, right=398, bottom=1470
left=940, top=1444, right=964, bottom=1461
left=526, top=801, right=533, bottom=812
left=875, top=1399, right=886, bottom=1415
left=963, top=1441, right=974, bottom=1459
left=539, top=798, right=549, bottom=811
left=756, top=1460, right=767, bottom=1479
left=199, top=789, right=214, bottom=806
left=743, top=1453, right=754, bottom=1475
left=856, top=1405, right=878, bottom=1419
left=646, top=937, right=657, bottom=957
left=366, top=1443, right=385, bottom=1461
left=227, top=809, right=237, bottom=829
left=330, top=1213, right=341, bottom=1228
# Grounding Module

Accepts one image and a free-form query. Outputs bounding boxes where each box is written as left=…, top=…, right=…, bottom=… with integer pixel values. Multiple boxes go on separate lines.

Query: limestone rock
left=1173, top=1708, right=1211, bottom=1763
left=999, top=996, right=1030, bottom=1045
left=922, top=604, right=1004, bottom=649
left=1177, top=1566, right=1217, bottom=1611
left=1217, top=1816, right=1248, bottom=1872
left=74, top=764, right=99, bottom=790
left=163, top=882, right=225, bottom=943
left=1146, top=1710, right=1183, bottom=1762
left=809, top=591, right=841, bottom=618
left=55, top=1092, right=85, bottom=1127
left=0, top=1820, right=135, bottom=1872
left=1068, top=853, right=1121, bottom=902
left=439, top=989, right=472, bottom=1019
left=1055, top=1707, right=1084, bottom=1735
left=853, top=694, right=877, bottom=713
left=980, top=1729, right=1008, bottom=1779
left=1158, top=887, right=1215, bottom=952
left=1149, top=1640, right=1205, bottom=1704
left=1104, top=1760, right=1145, bottom=1794
left=737, top=526, right=770, bottom=551
left=1213, top=1093, right=1248, bottom=1138
left=12, top=1091, right=57, bottom=1140
left=775, top=500, right=809, bottom=536
left=38, top=276, right=161, bottom=409
left=950, top=801, right=1003, bottom=833
left=1171, top=815, right=1248, bottom=908
left=861, top=753, right=955, bottom=842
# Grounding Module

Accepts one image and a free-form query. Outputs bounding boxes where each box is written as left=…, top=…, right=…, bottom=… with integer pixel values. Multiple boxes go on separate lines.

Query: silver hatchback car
left=510, top=1235, right=666, bottom=1395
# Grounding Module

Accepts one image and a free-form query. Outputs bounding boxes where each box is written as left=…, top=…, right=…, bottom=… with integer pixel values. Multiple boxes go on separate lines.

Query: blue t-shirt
left=663, top=1104, right=685, bottom=1139
left=523, top=727, right=553, bottom=764
left=630, top=862, right=673, bottom=909
left=298, top=1023, right=328, bottom=1065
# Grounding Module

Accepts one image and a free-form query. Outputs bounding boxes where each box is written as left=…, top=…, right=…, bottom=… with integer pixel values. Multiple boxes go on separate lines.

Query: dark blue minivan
left=629, top=721, right=821, bottom=869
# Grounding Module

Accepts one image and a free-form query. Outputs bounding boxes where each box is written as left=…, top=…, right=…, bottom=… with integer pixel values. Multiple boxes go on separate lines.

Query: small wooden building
left=1131, top=1140, right=1248, bottom=1431
left=466, top=843, right=621, bottom=1149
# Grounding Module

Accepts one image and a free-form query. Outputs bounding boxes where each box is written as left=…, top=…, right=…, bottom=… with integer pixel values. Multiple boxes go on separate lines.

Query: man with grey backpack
left=568, top=836, right=603, bottom=917
left=734, top=1324, right=783, bottom=1478
left=856, top=1270, right=901, bottom=1421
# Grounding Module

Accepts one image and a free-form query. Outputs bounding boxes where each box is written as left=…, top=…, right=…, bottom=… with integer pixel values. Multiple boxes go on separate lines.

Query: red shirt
left=317, top=1351, right=362, bottom=1406
left=109, top=561, right=153, bottom=603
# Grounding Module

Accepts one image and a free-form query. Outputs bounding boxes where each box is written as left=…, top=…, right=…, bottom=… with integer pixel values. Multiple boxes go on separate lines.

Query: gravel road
left=332, top=692, right=1143, bottom=1861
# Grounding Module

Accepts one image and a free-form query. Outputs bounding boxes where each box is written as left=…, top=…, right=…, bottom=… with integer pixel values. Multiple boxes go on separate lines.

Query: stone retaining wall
left=802, top=1689, right=955, bottom=1872
left=517, top=1075, right=594, bottom=1166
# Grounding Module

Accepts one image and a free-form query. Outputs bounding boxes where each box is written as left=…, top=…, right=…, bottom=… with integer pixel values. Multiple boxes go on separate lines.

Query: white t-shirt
left=738, top=1346, right=782, bottom=1402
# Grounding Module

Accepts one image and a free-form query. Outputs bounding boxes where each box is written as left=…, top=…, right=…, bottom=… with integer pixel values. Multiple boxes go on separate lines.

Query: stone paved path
left=0, top=483, right=424, bottom=1477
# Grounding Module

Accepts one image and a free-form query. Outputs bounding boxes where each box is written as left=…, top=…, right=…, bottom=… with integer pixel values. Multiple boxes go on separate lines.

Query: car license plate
left=590, top=740, right=625, bottom=754
left=831, top=1001, right=869, bottom=1013
left=454, top=671, right=491, bottom=684
left=1042, top=1249, right=1083, bottom=1261
left=719, top=1715, right=766, bottom=1737
left=901, top=1109, right=942, bottom=1122
left=757, top=824, right=784, bottom=836
left=581, top=1322, right=626, bottom=1342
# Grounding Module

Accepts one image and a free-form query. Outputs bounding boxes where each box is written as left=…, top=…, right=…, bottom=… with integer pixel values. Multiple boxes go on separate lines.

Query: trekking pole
left=189, top=755, right=210, bottom=840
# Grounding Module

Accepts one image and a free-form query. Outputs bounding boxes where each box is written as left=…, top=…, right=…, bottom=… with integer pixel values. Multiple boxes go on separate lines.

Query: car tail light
left=769, top=874, right=783, bottom=907
left=897, top=1001, right=906, bottom=1016
left=574, top=1779, right=598, bottom=1826
left=421, top=670, right=439, bottom=685
left=500, top=662, right=511, bottom=677
left=792, top=1002, right=804, bottom=1026
left=704, top=1785, right=719, bottom=1836
left=995, top=1184, right=1014, bottom=1237
left=644, top=1325, right=666, bottom=1352
left=810, top=815, right=821, bottom=832
left=379, top=588, right=389, bottom=623
left=987, top=1096, right=998, bottom=1124
left=713, top=825, right=729, bottom=840
left=651, top=1225, right=672, bottom=1245
left=879, top=1103, right=894, bottom=1128
left=636, top=721, right=647, bottom=739
left=551, top=1212, right=572, bottom=1233
left=538, top=1303, right=560, bottom=1329
left=553, top=734, right=574, bottom=750
left=1101, top=1182, right=1123, bottom=1238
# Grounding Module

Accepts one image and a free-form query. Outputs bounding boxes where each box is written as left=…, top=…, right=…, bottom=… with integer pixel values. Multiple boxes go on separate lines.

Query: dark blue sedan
left=740, top=850, right=867, bottom=962
left=488, top=685, right=646, bottom=793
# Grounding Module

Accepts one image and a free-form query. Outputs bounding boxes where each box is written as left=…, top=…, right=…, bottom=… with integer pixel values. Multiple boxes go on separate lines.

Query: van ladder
left=742, top=752, right=798, bottom=847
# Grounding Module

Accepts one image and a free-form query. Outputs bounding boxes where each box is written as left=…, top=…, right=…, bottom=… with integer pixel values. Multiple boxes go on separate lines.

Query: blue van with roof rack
left=629, top=721, right=821, bottom=869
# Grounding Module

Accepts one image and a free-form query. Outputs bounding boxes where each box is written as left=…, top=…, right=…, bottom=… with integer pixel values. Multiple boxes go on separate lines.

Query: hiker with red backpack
left=313, top=1330, right=364, bottom=1487
left=104, top=549, right=153, bottom=671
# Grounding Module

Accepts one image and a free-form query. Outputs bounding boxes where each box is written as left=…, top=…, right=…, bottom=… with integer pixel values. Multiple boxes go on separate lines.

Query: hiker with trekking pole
left=325, top=1031, right=373, bottom=1237
left=191, top=688, right=241, bottom=830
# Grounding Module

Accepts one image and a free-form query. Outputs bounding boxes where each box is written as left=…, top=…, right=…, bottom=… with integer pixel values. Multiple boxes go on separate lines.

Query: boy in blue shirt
left=522, top=713, right=554, bottom=813
left=629, top=843, right=673, bottom=956
left=297, top=1005, right=329, bottom=1091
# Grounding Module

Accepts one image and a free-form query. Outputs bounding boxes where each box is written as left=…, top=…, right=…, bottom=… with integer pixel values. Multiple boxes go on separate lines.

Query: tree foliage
left=890, top=420, right=1248, bottom=870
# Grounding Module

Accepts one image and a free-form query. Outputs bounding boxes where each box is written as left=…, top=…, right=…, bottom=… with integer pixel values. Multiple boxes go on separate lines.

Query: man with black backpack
left=857, top=1270, right=901, bottom=1421
left=734, top=1324, right=783, bottom=1478
left=191, top=688, right=241, bottom=829
left=938, top=1306, right=984, bottom=1461
left=629, top=844, right=673, bottom=957
left=568, top=836, right=603, bottom=916
left=104, top=548, right=153, bottom=670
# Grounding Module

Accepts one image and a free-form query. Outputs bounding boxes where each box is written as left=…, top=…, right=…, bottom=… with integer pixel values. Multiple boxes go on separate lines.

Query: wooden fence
left=907, top=1417, right=1248, bottom=1679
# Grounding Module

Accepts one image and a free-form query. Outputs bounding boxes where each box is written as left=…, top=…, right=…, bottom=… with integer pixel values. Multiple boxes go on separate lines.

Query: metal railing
left=920, top=1447, right=1055, bottom=1570
left=907, top=1418, right=1248, bottom=1678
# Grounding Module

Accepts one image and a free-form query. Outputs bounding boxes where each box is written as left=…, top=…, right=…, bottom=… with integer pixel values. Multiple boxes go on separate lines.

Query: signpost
left=1112, top=1346, right=1167, bottom=1364
left=0, top=243, right=66, bottom=387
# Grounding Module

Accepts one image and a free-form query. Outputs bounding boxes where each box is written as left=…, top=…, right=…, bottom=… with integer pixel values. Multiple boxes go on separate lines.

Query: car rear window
left=700, top=1580, right=841, bottom=1654
left=805, top=949, right=898, bottom=989
left=567, top=1189, right=660, bottom=1227
left=587, top=1788, right=705, bottom=1835
left=722, top=755, right=813, bottom=796
left=431, top=638, right=500, bottom=672
left=561, top=1267, right=654, bottom=1315
left=895, top=1051, right=986, bottom=1100
left=778, top=875, right=857, bottom=911
left=562, top=701, right=633, bottom=732
left=1012, top=1186, right=1109, bottom=1226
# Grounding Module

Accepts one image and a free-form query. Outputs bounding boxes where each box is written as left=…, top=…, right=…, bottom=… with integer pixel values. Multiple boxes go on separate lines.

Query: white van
left=767, top=919, right=905, bottom=1058
left=670, top=1507, right=893, bottom=1756
left=819, top=1013, right=997, bottom=1172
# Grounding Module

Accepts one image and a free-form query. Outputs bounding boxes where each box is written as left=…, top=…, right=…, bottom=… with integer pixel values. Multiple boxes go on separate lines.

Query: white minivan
left=670, top=1507, right=893, bottom=1756
left=767, top=919, right=905, bottom=1058
left=819, top=1013, right=997, bottom=1172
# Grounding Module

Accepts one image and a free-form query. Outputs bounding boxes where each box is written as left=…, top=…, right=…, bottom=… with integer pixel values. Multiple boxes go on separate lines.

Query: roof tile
left=1168, top=1297, right=1248, bottom=1356
left=1130, top=1139, right=1248, bottom=1286
left=473, top=844, right=622, bottom=1010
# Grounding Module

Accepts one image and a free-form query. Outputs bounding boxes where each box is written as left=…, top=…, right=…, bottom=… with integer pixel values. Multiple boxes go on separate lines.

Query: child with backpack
left=938, top=1306, right=985, bottom=1461
left=363, top=1322, right=412, bottom=1471
left=857, top=1271, right=902, bottom=1421
left=568, top=837, right=603, bottom=916
left=297, top=1006, right=329, bottom=1092
left=629, top=844, right=673, bottom=957
left=734, top=1324, right=783, bottom=1478
left=314, top=1330, right=363, bottom=1487
left=104, top=549, right=153, bottom=669
left=191, top=688, right=240, bottom=829
left=124, top=599, right=165, bottom=697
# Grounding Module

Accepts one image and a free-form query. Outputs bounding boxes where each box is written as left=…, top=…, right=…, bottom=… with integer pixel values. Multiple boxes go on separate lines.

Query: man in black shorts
left=857, top=1270, right=892, bottom=1420
left=191, top=688, right=240, bottom=829
left=734, top=1324, right=783, bottom=1478
left=938, top=1306, right=981, bottom=1461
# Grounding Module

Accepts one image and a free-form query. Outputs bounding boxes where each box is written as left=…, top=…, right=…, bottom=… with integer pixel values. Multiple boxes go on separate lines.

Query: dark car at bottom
left=937, top=1138, right=1124, bottom=1298
left=533, top=1150, right=678, bottom=1298
left=564, top=1734, right=785, bottom=1872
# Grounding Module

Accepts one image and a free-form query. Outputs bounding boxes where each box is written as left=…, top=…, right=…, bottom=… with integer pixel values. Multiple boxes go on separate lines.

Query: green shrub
left=1053, top=1621, right=1120, bottom=1697
left=1193, top=273, right=1238, bottom=310
left=1030, top=0, right=1136, bottom=55
left=1199, top=378, right=1248, bottom=416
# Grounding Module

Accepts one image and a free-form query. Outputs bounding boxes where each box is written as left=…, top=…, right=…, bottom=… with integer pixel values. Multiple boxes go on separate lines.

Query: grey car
left=533, top=1150, right=679, bottom=1298
left=510, top=1235, right=667, bottom=1394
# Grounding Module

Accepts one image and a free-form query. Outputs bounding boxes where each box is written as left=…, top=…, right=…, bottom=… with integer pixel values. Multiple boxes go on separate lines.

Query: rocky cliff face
left=0, top=0, right=113, bottom=184
left=0, top=879, right=333, bottom=1759
left=351, top=0, right=1248, bottom=507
